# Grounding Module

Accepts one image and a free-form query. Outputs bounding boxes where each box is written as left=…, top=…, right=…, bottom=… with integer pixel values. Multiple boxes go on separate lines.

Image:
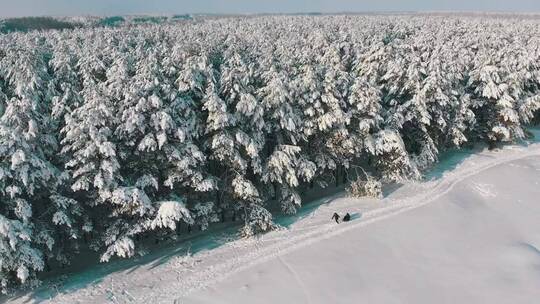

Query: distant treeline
left=0, top=15, right=195, bottom=33
left=0, top=17, right=80, bottom=33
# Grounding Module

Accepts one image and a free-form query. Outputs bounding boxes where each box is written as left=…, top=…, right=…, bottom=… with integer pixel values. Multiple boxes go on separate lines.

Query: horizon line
left=2, top=10, right=540, bottom=19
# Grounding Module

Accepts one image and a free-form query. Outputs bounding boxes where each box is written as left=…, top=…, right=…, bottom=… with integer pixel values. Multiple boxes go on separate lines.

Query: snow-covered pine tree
left=297, top=33, right=347, bottom=182
left=0, top=14, right=539, bottom=291
left=354, top=30, right=421, bottom=180
left=59, top=37, right=126, bottom=259
left=317, top=35, right=354, bottom=183
left=209, top=43, right=275, bottom=235
left=345, top=75, right=383, bottom=171
left=111, top=42, right=209, bottom=254
left=466, top=32, right=539, bottom=145
left=0, top=39, right=59, bottom=292
left=256, top=38, right=321, bottom=215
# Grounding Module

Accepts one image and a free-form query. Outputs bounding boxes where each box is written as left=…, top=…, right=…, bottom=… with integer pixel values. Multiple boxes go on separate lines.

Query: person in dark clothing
left=331, top=212, right=340, bottom=224
left=343, top=213, right=351, bottom=222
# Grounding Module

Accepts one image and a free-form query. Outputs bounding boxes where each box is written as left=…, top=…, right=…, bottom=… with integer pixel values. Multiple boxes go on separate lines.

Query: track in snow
left=8, top=140, right=540, bottom=304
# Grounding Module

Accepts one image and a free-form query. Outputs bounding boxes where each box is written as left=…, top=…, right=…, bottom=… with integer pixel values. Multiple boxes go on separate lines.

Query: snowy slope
left=186, top=154, right=540, bottom=304
left=6, top=142, right=540, bottom=303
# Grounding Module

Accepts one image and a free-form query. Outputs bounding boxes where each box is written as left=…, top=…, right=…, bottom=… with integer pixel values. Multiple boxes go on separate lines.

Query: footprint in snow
left=471, top=183, right=497, bottom=198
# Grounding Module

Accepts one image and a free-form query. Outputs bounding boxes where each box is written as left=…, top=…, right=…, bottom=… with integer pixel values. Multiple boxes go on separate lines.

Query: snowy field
left=5, top=139, right=540, bottom=303
left=4, top=14, right=540, bottom=295
left=187, top=152, right=540, bottom=304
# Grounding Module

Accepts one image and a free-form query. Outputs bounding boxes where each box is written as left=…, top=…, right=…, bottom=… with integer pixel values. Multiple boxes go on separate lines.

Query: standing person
left=332, top=212, right=340, bottom=224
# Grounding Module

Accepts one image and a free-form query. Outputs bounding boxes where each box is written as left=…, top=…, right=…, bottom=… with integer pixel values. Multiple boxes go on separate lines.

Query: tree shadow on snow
left=14, top=138, right=532, bottom=303
left=275, top=192, right=342, bottom=228
left=423, top=148, right=477, bottom=180
left=425, top=127, right=540, bottom=181
left=11, top=190, right=346, bottom=303
left=10, top=224, right=241, bottom=303
left=516, top=127, right=540, bottom=147
left=382, top=182, right=403, bottom=197
left=349, top=212, right=362, bottom=221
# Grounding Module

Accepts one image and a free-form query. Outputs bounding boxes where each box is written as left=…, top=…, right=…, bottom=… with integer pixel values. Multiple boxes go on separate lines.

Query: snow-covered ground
left=6, top=140, right=540, bottom=303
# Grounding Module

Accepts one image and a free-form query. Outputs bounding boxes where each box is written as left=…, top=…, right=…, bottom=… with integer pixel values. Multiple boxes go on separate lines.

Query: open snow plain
left=7, top=140, right=540, bottom=303
left=187, top=153, right=540, bottom=304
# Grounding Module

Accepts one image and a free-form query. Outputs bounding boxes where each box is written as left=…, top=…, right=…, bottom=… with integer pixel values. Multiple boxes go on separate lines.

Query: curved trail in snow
left=158, top=142, right=540, bottom=302
left=277, top=255, right=313, bottom=304
left=11, top=142, right=540, bottom=304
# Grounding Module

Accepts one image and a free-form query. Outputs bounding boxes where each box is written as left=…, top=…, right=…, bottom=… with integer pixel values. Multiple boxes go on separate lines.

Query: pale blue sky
left=1, top=0, right=539, bottom=17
